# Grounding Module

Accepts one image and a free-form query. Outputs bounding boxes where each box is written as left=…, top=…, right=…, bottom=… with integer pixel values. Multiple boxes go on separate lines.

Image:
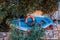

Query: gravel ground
left=0, top=23, right=60, bottom=40
left=41, top=23, right=60, bottom=40
left=0, top=32, right=10, bottom=40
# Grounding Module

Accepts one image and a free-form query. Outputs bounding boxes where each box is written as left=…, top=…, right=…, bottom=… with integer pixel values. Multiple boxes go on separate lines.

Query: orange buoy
left=34, top=10, right=43, bottom=15
left=25, top=15, right=34, bottom=26
left=25, top=15, right=34, bottom=23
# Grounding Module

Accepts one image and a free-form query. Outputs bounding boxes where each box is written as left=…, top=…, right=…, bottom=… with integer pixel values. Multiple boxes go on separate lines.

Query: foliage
left=0, top=0, right=59, bottom=20
left=10, top=23, right=45, bottom=40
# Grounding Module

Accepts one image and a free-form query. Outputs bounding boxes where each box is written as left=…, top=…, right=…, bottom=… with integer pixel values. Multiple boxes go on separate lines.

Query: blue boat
left=10, top=17, right=53, bottom=31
